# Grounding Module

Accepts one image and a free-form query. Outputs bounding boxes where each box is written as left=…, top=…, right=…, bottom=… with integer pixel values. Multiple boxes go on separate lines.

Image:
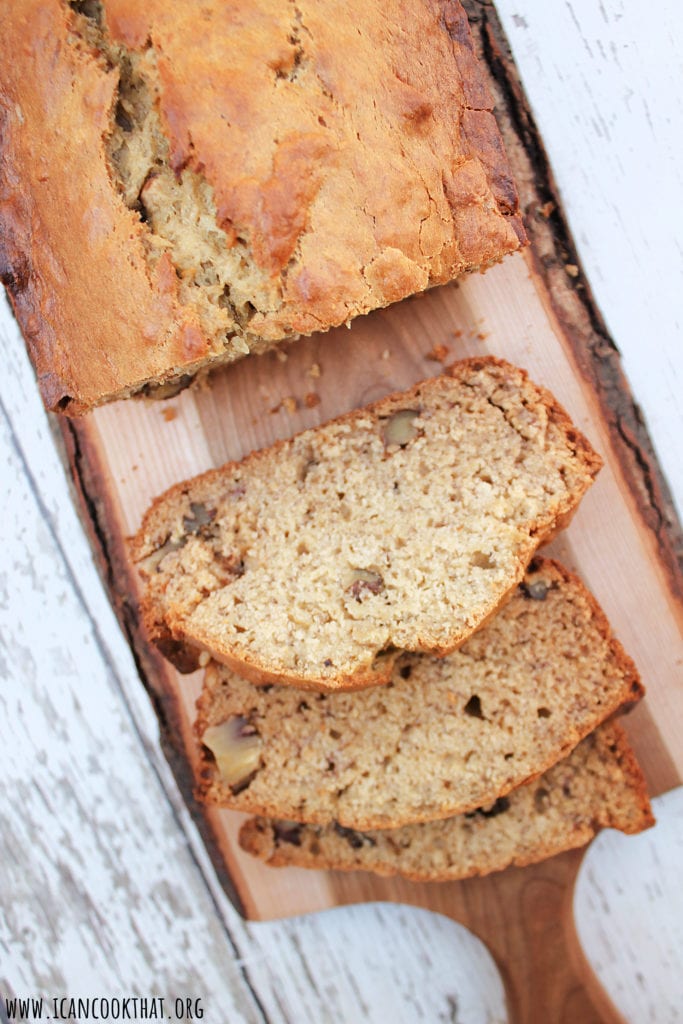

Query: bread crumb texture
left=133, top=360, right=602, bottom=689
left=1, top=0, right=525, bottom=411
left=194, top=559, right=642, bottom=829
left=238, top=723, right=654, bottom=881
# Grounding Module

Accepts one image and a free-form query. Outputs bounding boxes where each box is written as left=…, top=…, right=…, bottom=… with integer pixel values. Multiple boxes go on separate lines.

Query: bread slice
left=133, top=359, right=602, bottom=689
left=194, top=559, right=642, bottom=829
left=238, top=723, right=654, bottom=882
left=1, top=1, right=525, bottom=413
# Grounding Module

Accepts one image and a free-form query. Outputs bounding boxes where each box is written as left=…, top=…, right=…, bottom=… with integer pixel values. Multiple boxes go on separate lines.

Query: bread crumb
left=193, top=371, right=212, bottom=393
left=270, top=393, right=299, bottom=413
left=538, top=201, right=556, bottom=218
left=304, top=392, right=321, bottom=408
left=565, top=264, right=579, bottom=278
left=161, top=407, right=178, bottom=422
left=426, top=344, right=450, bottom=363
left=275, top=348, right=288, bottom=363
left=308, top=362, right=321, bottom=379
left=452, top=329, right=463, bottom=339
left=476, top=332, right=488, bottom=342
left=382, top=349, right=391, bottom=360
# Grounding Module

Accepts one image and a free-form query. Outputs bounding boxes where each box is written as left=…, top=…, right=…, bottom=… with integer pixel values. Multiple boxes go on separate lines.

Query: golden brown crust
left=0, top=1, right=210, bottom=413
left=1, top=1, right=525, bottom=413
left=597, top=723, right=655, bottom=833
left=454, top=357, right=604, bottom=482
left=535, top=558, right=645, bottom=711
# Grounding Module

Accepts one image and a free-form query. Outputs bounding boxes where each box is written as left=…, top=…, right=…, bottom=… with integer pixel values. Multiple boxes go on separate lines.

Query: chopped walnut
left=347, top=569, right=384, bottom=600
left=202, top=717, right=262, bottom=793
left=382, top=409, right=421, bottom=448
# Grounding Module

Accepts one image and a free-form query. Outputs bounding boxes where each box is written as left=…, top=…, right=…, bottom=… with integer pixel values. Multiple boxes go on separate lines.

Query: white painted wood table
left=1, top=2, right=682, bottom=1021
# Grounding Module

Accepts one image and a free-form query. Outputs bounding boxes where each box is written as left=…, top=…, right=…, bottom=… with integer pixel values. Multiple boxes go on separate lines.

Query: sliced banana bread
left=133, top=359, right=602, bottom=689
left=238, top=723, right=654, bottom=881
left=194, top=560, right=642, bottom=829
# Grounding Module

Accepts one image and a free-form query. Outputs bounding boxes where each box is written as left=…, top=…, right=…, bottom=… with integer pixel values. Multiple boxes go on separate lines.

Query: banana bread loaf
left=1, top=0, right=525, bottom=413
left=238, top=723, right=654, bottom=881
left=133, top=359, right=601, bottom=689
left=194, top=560, right=642, bottom=829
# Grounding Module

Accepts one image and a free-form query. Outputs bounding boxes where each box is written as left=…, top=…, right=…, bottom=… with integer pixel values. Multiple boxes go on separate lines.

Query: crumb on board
left=271, top=396, right=299, bottom=414
left=307, top=362, right=321, bottom=379
left=538, top=200, right=556, bottom=219
left=304, top=392, right=321, bottom=408
left=426, top=343, right=450, bottom=363
left=161, top=407, right=177, bottom=422
left=188, top=370, right=211, bottom=394
left=452, top=329, right=463, bottom=339
left=266, top=348, right=288, bottom=364
left=476, top=332, right=488, bottom=341
left=565, top=264, right=579, bottom=278
left=381, top=349, right=391, bottom=360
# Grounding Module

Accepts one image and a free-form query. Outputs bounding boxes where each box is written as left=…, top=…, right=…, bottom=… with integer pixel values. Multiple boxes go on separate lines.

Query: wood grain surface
left=2, top=2, right=682, bottom=1023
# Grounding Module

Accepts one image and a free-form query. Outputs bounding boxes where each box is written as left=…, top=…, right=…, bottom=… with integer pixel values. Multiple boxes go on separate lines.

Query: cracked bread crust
left=0, top=1, right=208, bottom=412
left=238, top=723, right=654, bottom=881
left=193, top=559, right=643, bottom=829
left=1, top=0, right=525, bottom=413
left=132, top=358, right=602, bottom=690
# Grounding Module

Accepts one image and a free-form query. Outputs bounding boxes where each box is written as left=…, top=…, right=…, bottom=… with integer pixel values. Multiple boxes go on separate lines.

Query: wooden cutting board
left=57, top=5, right=683, bottom=1021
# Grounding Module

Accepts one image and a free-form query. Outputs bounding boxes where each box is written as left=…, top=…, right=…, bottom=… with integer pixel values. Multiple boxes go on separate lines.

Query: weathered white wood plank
left=496, top=0, right=683, bottom=519
left=243, top=904, right=507, bottom=1024
left=576, top=787, right=683, bottom=1023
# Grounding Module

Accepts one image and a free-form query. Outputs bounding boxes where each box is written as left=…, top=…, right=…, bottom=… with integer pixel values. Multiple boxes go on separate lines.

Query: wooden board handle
left=481, top=849, right=623, bottom=1023
left=325, top=847, right=624, bottom=1023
